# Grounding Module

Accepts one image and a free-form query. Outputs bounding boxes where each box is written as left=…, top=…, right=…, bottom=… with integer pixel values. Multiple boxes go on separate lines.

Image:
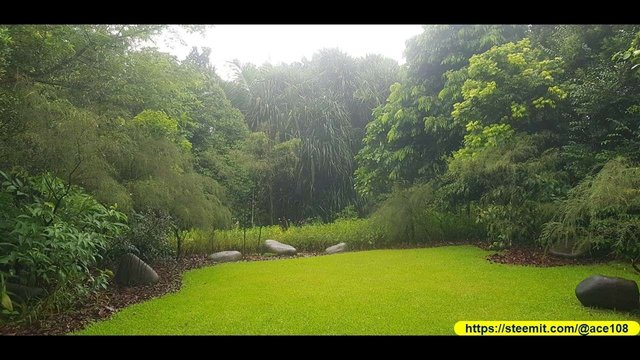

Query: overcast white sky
left=153, top=25, right=425, bottom=80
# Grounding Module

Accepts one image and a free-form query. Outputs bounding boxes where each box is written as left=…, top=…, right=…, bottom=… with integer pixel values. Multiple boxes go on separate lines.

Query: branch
left=44, top=140, right=83, bottom=226
left=32, top=43, right=92, bottom=79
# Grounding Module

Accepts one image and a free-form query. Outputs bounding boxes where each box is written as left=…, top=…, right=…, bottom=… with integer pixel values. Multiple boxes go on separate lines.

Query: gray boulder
left=549, top=239, right=588, bottom=258
left=209, top=250, right=242, bottom=263
left=325, top=242, right=347, bottom=254
left=575, top=275, right=639, bottom=311
left=114, top=253, right=159, bottom=287
left=264, top=239, right=297, bottom=255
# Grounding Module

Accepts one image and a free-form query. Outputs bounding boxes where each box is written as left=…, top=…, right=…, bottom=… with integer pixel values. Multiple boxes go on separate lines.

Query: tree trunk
left=269, top=185, right=274, bottom=225
left=243, top=227, right=247, bottom=257
left=251, top=188, right=255, bottom=228
left=175, top=227, right=183, bottom=262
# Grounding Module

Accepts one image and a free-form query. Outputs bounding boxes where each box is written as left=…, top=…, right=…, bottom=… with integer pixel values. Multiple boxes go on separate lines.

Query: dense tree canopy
left=354, top=25, right=528, bottom=198
left=0, top=26, right=244, bottom=234
left=224, top=49, right=399, bottom=221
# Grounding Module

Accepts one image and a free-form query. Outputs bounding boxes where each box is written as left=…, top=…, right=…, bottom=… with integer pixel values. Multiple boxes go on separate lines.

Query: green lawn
left=78, top=246, right=640, bottom=335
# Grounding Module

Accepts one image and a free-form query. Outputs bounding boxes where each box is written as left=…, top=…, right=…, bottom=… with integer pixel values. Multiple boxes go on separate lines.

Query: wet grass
left=78, top=246, right=640, bottom=335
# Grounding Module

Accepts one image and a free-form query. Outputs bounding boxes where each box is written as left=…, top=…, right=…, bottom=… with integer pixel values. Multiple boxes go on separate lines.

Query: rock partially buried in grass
left=114, top=253, right=160, bottom=287
left=209, top=250, right=242, bottom=263
left=264, top=239, right=297, bottom=255
left=325, top=242, right=347, bottom=254
left=575, top=275, right=639, bottom=311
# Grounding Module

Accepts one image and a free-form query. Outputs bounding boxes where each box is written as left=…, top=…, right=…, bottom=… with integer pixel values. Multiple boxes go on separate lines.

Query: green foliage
left=129, top=172, right=231, bottom=231
left=111, top=209, right=175, bottom=263
left=335, top=205, right=358, bottom=220
left=0, top=169, right=127, bottom=320
left=206, top=132, right=301, bottom=227
left=540, top=158, right=640, bottom=270
left=621, top=32, right=640, bottom=75
left=452, top=122, right=515, bottom=160
left=442, top=133, right=567, bottom=246
left=355, top=25, right=527, bottom=198
left=532, top=25, right=640, bottom=181
left=0, top=25, right=239, bottom=252
left=184, top=197, right=483, bottom=255
left=225, top=51, right=399, bottom=221
left=0, top=26, right=11, bottom=81
left=132, top=110, right=179, bottom=137
left=131, top=110, right=192, bottom=151
left=370, top=183, right=483, bottom=245
left=446, top=38, right=567, bottom=134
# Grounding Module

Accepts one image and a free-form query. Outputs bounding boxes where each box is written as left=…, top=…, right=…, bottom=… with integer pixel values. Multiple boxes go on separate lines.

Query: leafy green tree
left=224, top=50, right=398, bottom=221
left=445, top=38, right=568, bottom=134
left=430, top=38, right=571, bottom=248
left=356, top=25, right=527, bottom=198
left=533, top=25, right=640, bottom=182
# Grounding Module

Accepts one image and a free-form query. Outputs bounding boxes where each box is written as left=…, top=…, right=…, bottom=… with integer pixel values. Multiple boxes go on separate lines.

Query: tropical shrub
left=0, top=169, right=128, bottom=320
left=109, top=209, right=174, bottom=263
left=440, top=133, right=567, bottom=248
left=371, top=183, right=484, bottom=245
left=540, top=157, right=640, bottom=272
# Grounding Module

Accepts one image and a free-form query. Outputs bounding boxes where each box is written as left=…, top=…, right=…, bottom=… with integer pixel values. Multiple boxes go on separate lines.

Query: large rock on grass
left=575, top=275, right=639, bottom=311
left=264, top=239, right=296, bottom=255
left=209, top=250, right=242, bottom=263
left=325, top=242, right=347, bottom=255
left=114, top=253, right=159, bottom=287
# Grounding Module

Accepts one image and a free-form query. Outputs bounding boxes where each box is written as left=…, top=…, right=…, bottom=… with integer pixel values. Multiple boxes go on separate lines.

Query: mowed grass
left=78, top=246, right=640, bottom=335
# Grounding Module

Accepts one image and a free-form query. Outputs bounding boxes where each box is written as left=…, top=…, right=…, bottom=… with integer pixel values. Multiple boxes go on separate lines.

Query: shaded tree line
left=222, top=49, right=399, bottom=223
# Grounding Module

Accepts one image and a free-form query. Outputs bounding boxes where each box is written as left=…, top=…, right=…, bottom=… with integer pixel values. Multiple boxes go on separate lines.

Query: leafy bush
left=109, top=209, right=174, bottom=263
left=371, top=183, right=484, bottom=245
left=0, top=169, right=128, bottom=320
left=334, top=205, right=358, bottom=220
left=440, top=133, right=567, bottom=248
left=539, top=157, right=640, bottom=271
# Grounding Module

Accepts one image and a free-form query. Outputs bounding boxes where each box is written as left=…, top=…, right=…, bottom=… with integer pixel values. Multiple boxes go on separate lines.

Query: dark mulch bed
left=0, top=252, right=319, bottom=336
left=486, top=246, right=607, bottom=267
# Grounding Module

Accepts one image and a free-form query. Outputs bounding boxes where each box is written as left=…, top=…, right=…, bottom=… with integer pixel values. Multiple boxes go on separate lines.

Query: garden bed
left=486, top=246, right=608, bottom=267
left=0, top=253, right=319, bottom=335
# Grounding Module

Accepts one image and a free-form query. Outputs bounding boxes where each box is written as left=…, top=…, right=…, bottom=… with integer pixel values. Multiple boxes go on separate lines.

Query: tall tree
left=355, top=25, right=528, bottom=198
left=224, top=50, right=399, bottom=221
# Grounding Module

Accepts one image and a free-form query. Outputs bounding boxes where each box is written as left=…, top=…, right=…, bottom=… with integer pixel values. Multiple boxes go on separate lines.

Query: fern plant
left=539, top=157, right=640, bottom=272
